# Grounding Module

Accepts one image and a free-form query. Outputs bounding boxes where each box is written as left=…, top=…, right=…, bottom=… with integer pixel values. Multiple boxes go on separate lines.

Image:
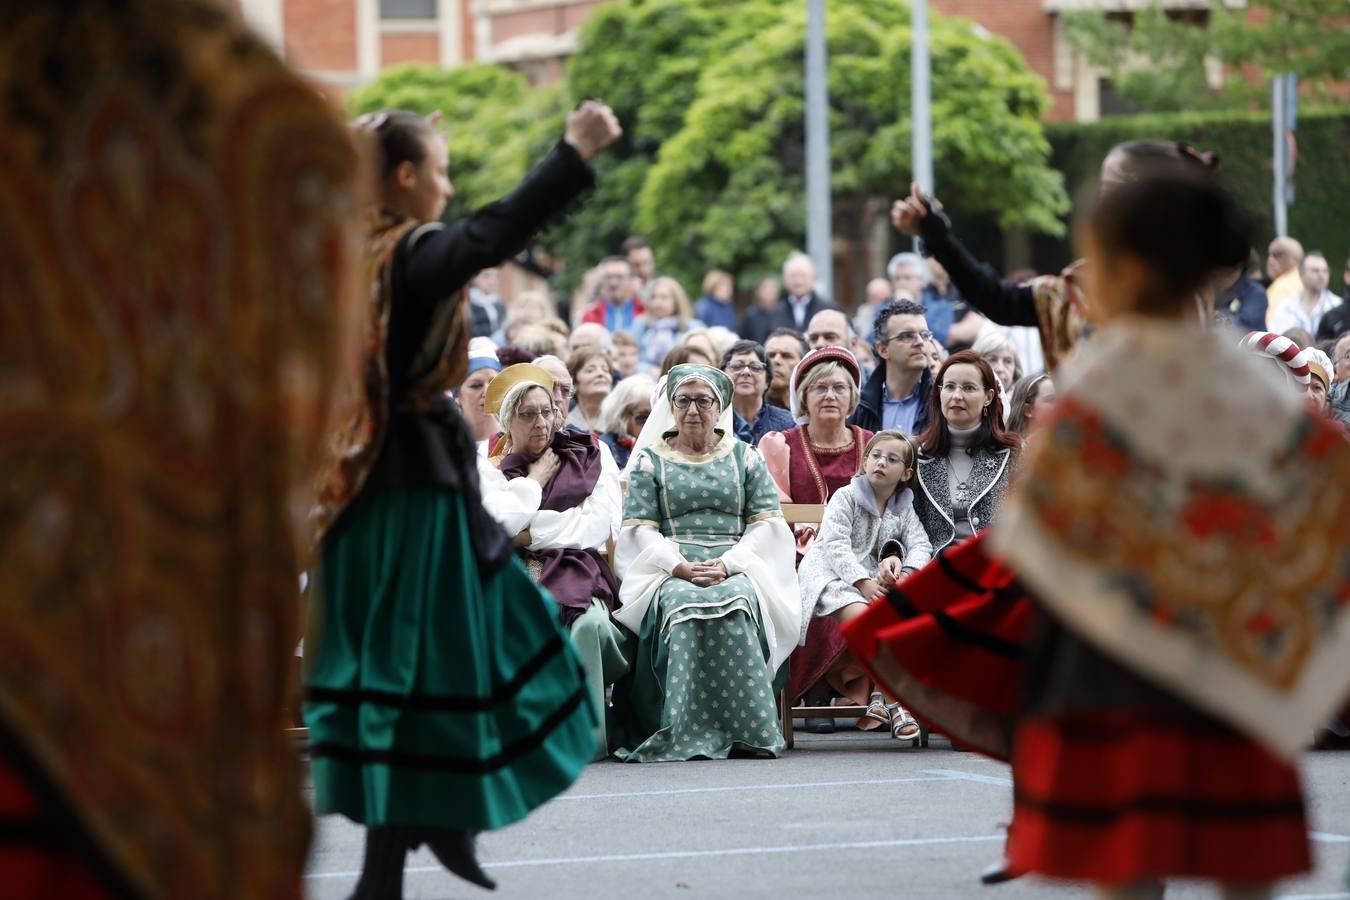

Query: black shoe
left=979, top=857, right=1019, bottom=885
left=422, top=829, right=497, bottom=891
left=349, top=827, right=410, bottom=900
left=803, top=716, right=835, bottom=734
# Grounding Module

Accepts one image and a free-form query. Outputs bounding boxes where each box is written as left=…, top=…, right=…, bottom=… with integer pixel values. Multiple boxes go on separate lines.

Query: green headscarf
left=665, top=363, right=733, bottom=410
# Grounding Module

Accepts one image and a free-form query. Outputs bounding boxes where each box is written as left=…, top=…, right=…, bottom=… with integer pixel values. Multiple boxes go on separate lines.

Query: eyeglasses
left=808, top=383, right=851, bottom=398
left=886, top=329, right=934, bottom=345
left=673, top=395, right=717, bottom=410
left=866, top=450, right=909, bottom=466
left=515, top=407, right=556, bottom=423
left=940, top=382, right=984, bottom=395
left=631, top=411, right=650, bottom=424
left=725, top=362, right=767, bottom=374
left=554, top=384, right=573, bottom=400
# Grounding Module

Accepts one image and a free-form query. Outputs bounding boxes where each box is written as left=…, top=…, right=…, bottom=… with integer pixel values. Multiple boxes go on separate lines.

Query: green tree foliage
left=633, top=0, right=1068, bottom=290
left=346, top=0, right=1069, bottom=299
left=1063, top=1, right=1350, bottom=113
left=346, top=63, right=564, bottom=221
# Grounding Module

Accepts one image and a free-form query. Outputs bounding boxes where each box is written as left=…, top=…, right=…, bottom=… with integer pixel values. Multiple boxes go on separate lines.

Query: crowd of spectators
left=451, top=229, right=1349, bottom=759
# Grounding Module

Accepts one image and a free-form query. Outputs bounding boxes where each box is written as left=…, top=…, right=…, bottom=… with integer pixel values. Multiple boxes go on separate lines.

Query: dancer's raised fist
left=565, top=100, right=622, bottom=161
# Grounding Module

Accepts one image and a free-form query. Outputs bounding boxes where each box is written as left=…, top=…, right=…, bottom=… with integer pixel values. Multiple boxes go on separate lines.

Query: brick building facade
left=235, top=0, right=1243, bottom=122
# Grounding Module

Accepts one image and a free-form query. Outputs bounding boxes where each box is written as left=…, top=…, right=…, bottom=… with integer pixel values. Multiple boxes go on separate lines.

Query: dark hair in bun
left=1088, top=171, right=1252, bottom=312
left=1107, top=139, right=1221, bottom=183
left=351, top=109, right=438, bottom=181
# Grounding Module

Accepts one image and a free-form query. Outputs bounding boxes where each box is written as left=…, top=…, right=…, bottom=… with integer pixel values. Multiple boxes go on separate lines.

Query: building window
left=380, top=0, right=436, bottom=19
left=1097, top=78, right=1140, bottom=118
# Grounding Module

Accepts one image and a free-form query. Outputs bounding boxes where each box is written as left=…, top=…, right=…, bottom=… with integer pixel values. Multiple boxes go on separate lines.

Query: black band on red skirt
left=887, top=585, right=1024, bottom=659
left=1013, top=792, right=1306, bottom=823
left=933, top=546, right=1025, bottom=603
left=0, top=717, right=140, bottom=900
left=1009, top=712, right=1311, bottom=882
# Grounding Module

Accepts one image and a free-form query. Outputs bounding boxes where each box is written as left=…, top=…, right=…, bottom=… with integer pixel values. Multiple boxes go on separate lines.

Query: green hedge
left=1030, top=107, right=1350, bottom=273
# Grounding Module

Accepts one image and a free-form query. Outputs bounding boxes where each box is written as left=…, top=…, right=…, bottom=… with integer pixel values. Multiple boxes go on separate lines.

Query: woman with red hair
left=910, top=351, right=1019, bottom=552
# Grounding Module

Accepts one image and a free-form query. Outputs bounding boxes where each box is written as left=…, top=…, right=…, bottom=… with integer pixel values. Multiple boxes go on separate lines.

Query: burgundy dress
left=772, top=425, right=872, bottom=704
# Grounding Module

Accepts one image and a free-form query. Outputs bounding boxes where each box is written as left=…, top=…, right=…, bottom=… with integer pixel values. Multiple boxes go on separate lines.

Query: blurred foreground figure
left=0, top=2, right=362, bottom=898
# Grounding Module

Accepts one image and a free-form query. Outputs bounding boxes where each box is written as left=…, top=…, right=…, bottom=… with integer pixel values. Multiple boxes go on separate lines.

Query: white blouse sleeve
left=476, top=456, right=543, bottom=537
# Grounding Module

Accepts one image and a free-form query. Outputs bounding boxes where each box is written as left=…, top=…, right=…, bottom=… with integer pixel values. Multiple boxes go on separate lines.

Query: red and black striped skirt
left=841, top=533, right=1033, bottom=760
left=1010, top=710, right=1310, bottom=883
left=0, top=739, right=124, bottom=900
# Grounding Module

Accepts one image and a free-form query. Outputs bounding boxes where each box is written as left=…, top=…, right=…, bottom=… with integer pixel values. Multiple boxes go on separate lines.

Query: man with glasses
left=849, top=300, right=934, bottom=436
left=721, top=340, right=795, bottom=447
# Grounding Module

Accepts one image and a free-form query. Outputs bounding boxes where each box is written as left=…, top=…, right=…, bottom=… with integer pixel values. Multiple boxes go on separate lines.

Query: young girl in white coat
left=798, top=430, right=933, bottom=737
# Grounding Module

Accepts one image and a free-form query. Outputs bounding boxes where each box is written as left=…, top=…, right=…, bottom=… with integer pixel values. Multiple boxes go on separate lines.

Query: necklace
left=945, top=457, right=972, bottom=507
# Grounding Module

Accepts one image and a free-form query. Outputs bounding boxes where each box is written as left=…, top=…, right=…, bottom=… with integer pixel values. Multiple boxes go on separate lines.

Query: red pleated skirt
left=0, top=759, right=118, bottom=900
left=844, top=533, right=1312, bottom=884
left=841, top=533, right=1033, bottom=760
left=1010, top=711, right=1310, bottom=883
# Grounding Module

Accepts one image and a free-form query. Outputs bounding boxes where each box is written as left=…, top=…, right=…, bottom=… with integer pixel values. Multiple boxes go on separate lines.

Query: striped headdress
left=1239, top=331, right=1312, bottom=390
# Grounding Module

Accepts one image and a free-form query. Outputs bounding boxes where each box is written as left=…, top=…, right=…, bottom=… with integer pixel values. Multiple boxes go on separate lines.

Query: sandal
left=864, top=692, right=889, bottom=726
left=888, top=703, right=920, bottom=740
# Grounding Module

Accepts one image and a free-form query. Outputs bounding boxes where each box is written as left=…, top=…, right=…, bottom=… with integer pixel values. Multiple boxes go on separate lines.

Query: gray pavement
left=304, top=729, right=1350, bottom=900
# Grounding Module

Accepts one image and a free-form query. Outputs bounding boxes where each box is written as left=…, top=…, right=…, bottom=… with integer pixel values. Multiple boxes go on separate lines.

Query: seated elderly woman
left=721, top=339, right=795, bottom=447
left=598, top=373, right=655, bottom=470
left=477, top=363, right=629, bottom=752
left=454, top=337, right=502, bottom=455
left=613, top=365, right=799, bottom=761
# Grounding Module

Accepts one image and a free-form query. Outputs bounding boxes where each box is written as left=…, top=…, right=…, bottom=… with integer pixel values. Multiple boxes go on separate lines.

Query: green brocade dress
left=304, top=488, right=597, bottom=830
left=613, top=440, right=787, bottom=762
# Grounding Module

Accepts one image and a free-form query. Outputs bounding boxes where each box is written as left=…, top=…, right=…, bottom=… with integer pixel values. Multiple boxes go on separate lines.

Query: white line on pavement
left=558, top=775, right=951, bottom=800
left=1277, top=893, right=1350, bottom=900
left=304, top=834, right=1006, bottom=880
left=1309, top=832, right=1350, bottom=843
left=921, top=768, right=1013, bottom=786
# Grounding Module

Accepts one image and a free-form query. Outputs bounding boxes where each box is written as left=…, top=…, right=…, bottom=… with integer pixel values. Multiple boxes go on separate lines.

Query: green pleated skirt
left=302, top=488, right=597, bottom=831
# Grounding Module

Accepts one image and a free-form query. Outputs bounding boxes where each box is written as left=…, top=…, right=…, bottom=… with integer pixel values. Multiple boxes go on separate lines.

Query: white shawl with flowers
left=993, top=320, right=1350, bottom=760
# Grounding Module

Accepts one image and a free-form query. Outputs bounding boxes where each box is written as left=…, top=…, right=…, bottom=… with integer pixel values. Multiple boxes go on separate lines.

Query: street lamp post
left=911, top=0, right=932, bottom=253
left=804, top=0, right=833, bottom=299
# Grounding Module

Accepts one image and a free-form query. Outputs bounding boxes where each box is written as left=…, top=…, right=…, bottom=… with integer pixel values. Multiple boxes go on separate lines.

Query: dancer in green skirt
left=305, top=102, right=622, bottom=897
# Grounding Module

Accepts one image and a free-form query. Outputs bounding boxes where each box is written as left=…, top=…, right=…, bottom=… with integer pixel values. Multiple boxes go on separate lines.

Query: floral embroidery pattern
left=1019, top=398, right=1350, bottom=689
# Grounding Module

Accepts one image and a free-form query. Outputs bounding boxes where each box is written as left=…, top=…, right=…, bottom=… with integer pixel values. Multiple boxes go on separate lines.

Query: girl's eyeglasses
left=866, top=450, right=909, bottom=467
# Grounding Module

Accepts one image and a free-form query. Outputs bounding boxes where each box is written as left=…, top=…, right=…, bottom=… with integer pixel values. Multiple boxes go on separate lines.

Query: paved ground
left=304, top=728, right=1350, bottom=900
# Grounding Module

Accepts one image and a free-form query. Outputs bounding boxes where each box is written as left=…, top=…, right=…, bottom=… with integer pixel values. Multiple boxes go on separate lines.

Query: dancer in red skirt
left=996, top=173, right=1350, bottom=897
left=850, top=162, right=1350, bottom=896
left=847, top=139, right=1237, bottom=886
